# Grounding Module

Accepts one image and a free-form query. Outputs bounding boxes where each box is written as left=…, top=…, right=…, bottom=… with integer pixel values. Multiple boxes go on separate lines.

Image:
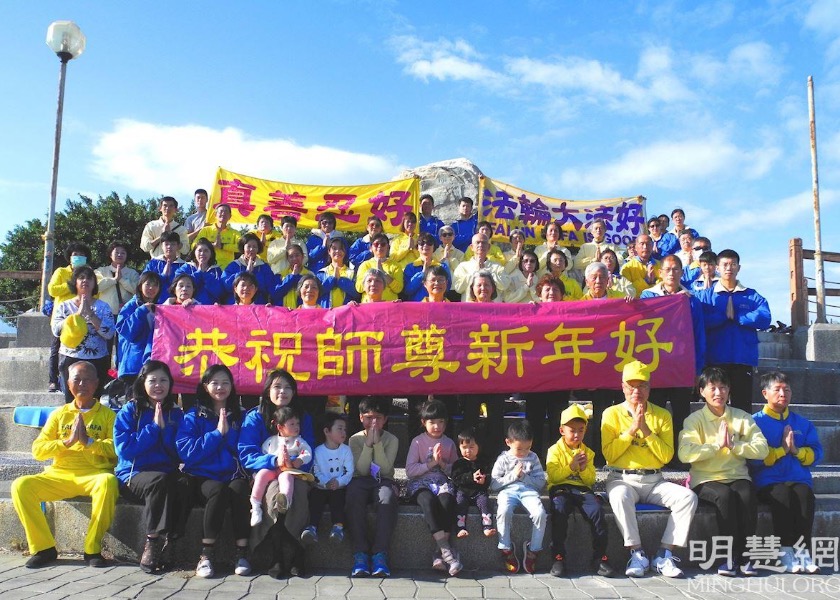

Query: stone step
left=0, top=492, right=837, bottom=573
left=757, top=358, right=840, bottom=405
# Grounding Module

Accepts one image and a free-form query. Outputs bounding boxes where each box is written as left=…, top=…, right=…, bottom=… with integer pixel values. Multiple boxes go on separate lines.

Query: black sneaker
left=25, top=547, right=58, bottom=569
left=596, top=556, right=618, bottom=578
left=84, top=552, right=110, bottom=568
left=550, top=555, right=565, bottom=577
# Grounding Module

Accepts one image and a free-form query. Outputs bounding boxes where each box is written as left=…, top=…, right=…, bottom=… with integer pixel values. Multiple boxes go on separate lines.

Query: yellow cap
left=60, top=313, right=88, bottom=349
left=622, top=360, right=650, bottom=383
left=560, top=403, right=589, bottom=425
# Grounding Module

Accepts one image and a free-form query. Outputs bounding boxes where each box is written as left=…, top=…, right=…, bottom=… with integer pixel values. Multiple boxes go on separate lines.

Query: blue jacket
left=639, top=288, right=706, bottom=375
left=651, top=233, right=679, bottom=260
left=174, top=263, right=226, bottom=305
left=143, top=258, right=186, bottom=303
left=450, top=215, right=477, bottom=253
left=176, top=405, right=245, bottom=481
left=750, top=407, right=823, bottom=489
left=223, top=260, right=276, bottom=305
left=403, top=261, right=451, bottom=302
left=114, top=401, right=183, bottom=484
left=316, top=268, right=359, bottom=307
left=115, top=296, right=154, bottom=378
left=238, top=406, right=315, bottom=474
left=349, top=237, right=373, bottom=270
left=420, top=214, right=445, bottom=241
left=696, top=282, right=771, bottom=367
left=306, top=234, right=330, bottom=272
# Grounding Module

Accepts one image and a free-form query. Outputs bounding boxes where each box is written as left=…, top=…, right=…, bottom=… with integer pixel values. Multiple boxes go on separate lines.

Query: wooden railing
left=790, top=238, right=840, bottom=328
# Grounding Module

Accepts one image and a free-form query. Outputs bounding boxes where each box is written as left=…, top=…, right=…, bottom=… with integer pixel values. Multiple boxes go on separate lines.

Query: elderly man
left=620, top=234, right=661, bottom=298
left=582, top=262, right=627, bottom=300
left=12, top=361, right=118, bottom=568
left=452, top=233, right=510, bottom=302
left=140, top=196, right=190, bottom=259
left=752, top=371, right=823, bottom=574
left=602, top=361, right=698, bottom=578
left=696, top=249, right=770, bottom=414
left=574, top=219, right=621, bottom=272
left=639, top=255, right=705, bottom=436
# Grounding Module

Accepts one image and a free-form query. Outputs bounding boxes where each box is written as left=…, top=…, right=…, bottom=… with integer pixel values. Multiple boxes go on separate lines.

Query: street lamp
left=39, top=20, right=86, bottom=310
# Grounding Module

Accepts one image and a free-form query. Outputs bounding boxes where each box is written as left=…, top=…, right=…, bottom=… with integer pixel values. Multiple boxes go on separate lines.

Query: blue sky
left=2, top=1, right=839, bottom=324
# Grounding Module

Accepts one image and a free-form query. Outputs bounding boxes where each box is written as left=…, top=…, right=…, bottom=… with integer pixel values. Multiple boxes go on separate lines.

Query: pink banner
left=151, top=295, right=695, bottom=396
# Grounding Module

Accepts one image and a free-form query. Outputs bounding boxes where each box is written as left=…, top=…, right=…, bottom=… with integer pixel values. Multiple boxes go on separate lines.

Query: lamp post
left=39, top=21, right=86, bottom=310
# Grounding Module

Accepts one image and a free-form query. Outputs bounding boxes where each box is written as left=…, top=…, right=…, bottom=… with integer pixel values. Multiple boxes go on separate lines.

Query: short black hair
left=698, top=251, right=717, bottom=265
left=698, top=366, right=730, bottom=390
left=280, top=216, right=298, bottom=227
left=506, top=419, right=533, bottom=442
left=457, top=426, right=480, bottom=446
left=459, top=196, right=474, bottom=207
left=190, top=237, right=217, bottom=265
left=160, top=196, right=178, bottom=208
left=194, top=189, right=208, bottom=197
left=238, top=232, right=264, bottom=254
left=257, top=214, right=274, bottom=226
left=760, top=371, right=790, bottom=390
left=107, top=241, right=130, bottom=261
left=420, top=194, right=434, bottom=203
left=161, top=231, right=182, bottom=245
left=358, top=395, right=391, bottom=416
left=135, top=271, right=162, bottom=303
left=271, top=405, right=299, bottom=429
left=717, top=249, right=740, bottom=263
left=67, top=265, right=99, bottom=296
left=419, top=399, right=448, bottom=421
left=321, top=412, right=348, bottom=432
left=64, top=242, right=92, bottom=262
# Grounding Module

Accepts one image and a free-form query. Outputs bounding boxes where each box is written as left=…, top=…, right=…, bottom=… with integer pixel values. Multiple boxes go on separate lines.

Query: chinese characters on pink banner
left=152, top=295, right=694, bottom=396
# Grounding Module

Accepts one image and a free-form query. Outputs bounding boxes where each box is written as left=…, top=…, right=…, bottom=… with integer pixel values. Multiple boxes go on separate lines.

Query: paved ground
left=0, top=552, right=838, bottom=599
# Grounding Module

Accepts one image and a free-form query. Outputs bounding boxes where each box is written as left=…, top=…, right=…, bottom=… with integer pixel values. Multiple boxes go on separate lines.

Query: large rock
left=396, top=158, right=484, bottom=224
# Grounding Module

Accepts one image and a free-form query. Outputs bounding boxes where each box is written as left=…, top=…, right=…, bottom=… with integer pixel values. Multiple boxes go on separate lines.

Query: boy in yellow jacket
left=12, top=361, right=118, bottom=568
left=546, top=404, right=616, bottom=578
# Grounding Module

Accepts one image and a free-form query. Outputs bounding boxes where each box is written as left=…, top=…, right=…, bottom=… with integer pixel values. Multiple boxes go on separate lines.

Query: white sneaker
left=235, top=556, right=252, bottom=576
left=799, top=551, right=820, bottom=574
left=652, top=552, right=683, bottom=578
left=779, top=546, right=797, bottom=573
left=250, top=504, right=263, bottom=527
left=739, top=560, right=758, bottom=577
left=196, top=557, right=214, bottom=578
left=625, top=549, right=649, bottom=577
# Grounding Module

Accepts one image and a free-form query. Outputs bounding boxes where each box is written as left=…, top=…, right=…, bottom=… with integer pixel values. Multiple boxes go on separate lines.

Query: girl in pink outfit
left=405, top=400, right=462, bottom=576
left=250, top=406, right=312, bottom=526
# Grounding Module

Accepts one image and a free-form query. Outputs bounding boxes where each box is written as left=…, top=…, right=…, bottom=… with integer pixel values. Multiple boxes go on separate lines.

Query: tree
left=0, top=192, right=166, bottom=326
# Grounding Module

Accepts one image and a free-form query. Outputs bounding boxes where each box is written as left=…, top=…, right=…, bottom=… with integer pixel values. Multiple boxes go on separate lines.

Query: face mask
left=70, top=256, right=87, bottom=268
left=692, top=250, right=703, bottom=261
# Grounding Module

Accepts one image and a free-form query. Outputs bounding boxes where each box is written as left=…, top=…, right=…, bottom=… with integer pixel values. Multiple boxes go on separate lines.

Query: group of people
left=12, top=358, right=824, bottom=580
left=21, top=191, right=820, bottom=579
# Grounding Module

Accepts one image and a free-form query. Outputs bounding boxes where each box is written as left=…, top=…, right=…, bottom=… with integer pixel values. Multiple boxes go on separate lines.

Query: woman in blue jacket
left=239, top=369, right=315, bottom=578
left=174, top=238, right=226, bottom=305
left=114, top=360, right=190, bottom=573
left=224, top=233, right=276, bottom=304
left=115, top=272, right=162, bottom=393
left=176, top=364, right=251, bottom=579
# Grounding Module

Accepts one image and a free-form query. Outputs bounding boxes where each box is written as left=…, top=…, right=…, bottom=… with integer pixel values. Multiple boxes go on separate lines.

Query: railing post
left=790, top=238, right=808, bottom=328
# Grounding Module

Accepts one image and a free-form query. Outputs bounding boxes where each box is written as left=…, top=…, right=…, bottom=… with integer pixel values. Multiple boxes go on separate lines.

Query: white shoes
left=799, top=550, right=820, bottom=574
left=652, top=551, right=683, bottom=578
left=235, top=557, right=252, bottom=576
left=250, top=503, right=263, bottom=527
left=195, top=557, right=214, bottom=578
left=780, top=546, right=799, bottom=573
left=625, top=549, right=649, bottom=577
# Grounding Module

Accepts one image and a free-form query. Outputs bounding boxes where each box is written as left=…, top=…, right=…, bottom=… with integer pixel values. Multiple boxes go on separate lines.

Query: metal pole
left=39, top=54, right=70, bottom=311
left=808, top=76, right=827, bottom=324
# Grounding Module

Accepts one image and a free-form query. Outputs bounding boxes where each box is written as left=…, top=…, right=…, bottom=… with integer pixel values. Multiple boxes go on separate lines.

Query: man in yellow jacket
left=12, top=361, right=118, bottom=568
left=601, top=361, right=697, bottom=579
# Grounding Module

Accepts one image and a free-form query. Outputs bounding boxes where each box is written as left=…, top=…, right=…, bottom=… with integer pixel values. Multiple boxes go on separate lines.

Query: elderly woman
left=272, top=243, right=314, bottom=308
left=296, top=274, right=324, bottom=309
left=599, top=249, right=635, bottom=298
left=51, top=265, right=115, bottom=403
left=403, top=233, right=451, bottom=302
left=239, top=369, right=315, bottom=578
left=175, top=237, right=226, bottom=305
left=534, top=222, right=573, bottom=274
left=163, top=274, right=200, bottom=307
left=355, top=233, right=404, bottom=301
left=502, top=243, right=539, bottom=303
left=359, top=268, right=389, bottom=304
left=678, top=366, right=769, bottom=577
left=524, top=274, right=570, bottom=457
left=545, top=248, right=583, bottom=300
left=96, top=241, right=140, bottom=321
left=316, top=237, right=358, bottom=307
left=224, top=233, right=276, bottom=305
left=466, top=269, right=497, bottom=303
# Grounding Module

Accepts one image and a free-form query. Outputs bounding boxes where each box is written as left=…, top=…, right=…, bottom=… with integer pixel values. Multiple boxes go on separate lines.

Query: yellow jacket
left=389, top=233, right=420, bottom=268
left=33, top=402, right=117, bottom=474
left=193, top=226, right=240, bottom=268
left=47, top=266, right=76, bottom=308
left=546, top=439, right=596, bottom=489
left=678, top=405, right=769, bottom=487
left=355, top=258, right=404, bottom=300
left=601, top=401, right=674, bottom=469
left=620, top=257, right=661, bottom=298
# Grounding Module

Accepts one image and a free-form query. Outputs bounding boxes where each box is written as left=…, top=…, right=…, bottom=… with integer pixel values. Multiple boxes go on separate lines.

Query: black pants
left=758, top=482, right=815, bottom=547
left=59, top=354, right=111, bottom=403
left=524, top=391, right=569, bottom=460
left=695, top=479, right=756, bottom=564
left=346, top=476, right=398, bottom=555
left=461, top=394, right=506, bottom=457
left=455, top=489, right=491, bottom=521
left=191, top=476, right=251, bottom=541
left=649, top=387, right=693, bottom=432
left=415, top=489, right=456, bottom=534
left=712, top=363, right=754, bottom=414
left=119, top=470, right=193, bottom=537
left=308, top=487, right=346, bottom=528
left=550, top=486, right=607, bottom=559
left=407, top=395, right=459, bottom=439
left=578, top=389, right=623, bottom=467
left=49, top=334, right=60, bottom=386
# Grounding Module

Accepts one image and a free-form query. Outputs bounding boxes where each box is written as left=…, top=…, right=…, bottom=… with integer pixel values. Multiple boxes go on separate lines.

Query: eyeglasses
left=418, top=241, right=433, bottom=247
left=648, top=223, right=661, bottom=228
left=693, top=246, right=708, bottom=251
left=440, top=233, right=453, bottom=237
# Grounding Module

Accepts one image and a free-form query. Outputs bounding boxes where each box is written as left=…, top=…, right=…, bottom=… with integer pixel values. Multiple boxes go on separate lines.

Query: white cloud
left=689, top=42, right=781, bottom=87
left=803, top=0, right=840, bottom=37
left=390, top=36, right=508, bottom=86
left=90, top=120, right=404, bottom=195
left=558, top=132, right=780, bottom=194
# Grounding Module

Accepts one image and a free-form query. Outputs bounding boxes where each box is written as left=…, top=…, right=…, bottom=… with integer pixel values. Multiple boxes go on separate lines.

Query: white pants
left=496, top=483, right=547, bottom=552
left=605, top=472, right=697, bottom=548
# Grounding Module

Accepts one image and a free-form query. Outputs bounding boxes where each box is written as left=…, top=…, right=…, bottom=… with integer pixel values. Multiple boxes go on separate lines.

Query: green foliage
left=0, top=192, right=164, bottom=326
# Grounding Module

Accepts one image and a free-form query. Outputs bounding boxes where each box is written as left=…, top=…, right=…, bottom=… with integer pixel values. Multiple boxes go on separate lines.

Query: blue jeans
left=496, top=483, right=547, bottom=552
